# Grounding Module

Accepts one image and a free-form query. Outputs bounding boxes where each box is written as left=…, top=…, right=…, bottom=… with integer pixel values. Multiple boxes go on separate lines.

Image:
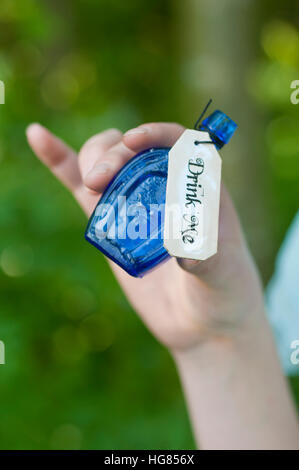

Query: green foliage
left=0, top=0, right=191, bottom=450
left=248, top=17, right=299, bottom=235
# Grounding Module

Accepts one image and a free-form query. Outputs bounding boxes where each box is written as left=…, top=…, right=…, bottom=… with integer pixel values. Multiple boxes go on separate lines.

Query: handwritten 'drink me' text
left=181, top=157, right=204, bottom=244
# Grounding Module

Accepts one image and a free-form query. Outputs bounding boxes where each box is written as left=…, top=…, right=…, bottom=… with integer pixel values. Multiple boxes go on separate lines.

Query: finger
left=84, top=141, right=135, bottom=192
left=84, top=123, right=186, bottom=192
left=78, top=129, right=123, bottom=180
left=177, top=185, right=226, bottom=280
left=123, top=122, right=185, bottom=153
left=26, top=123, right=82, bottom=191
left=177, top=185, right=244, bottom=287
left=26, top=123, right=100, bottom=216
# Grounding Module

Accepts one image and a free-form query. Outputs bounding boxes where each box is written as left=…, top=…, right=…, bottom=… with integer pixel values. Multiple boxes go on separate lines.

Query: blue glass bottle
left=85, top=110, right=237, bottom=277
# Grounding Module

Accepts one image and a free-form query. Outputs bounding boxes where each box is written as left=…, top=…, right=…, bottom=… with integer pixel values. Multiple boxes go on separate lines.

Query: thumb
left=176, top=255, right=221, bottom=287
left=175, top=184, right=245, bottom=288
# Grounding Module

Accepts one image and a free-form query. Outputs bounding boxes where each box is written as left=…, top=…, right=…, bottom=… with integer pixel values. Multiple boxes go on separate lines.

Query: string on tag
left=193, top=99, right=214, bottom=146
left=194, top=98, right=230, bottom=149
left=194, top=98, right=213, bottom=131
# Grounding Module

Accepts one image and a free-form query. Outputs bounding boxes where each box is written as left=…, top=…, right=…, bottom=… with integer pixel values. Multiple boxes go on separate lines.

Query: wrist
left=171, top=303, right=270, bottom=369
left=171, top=305, right=299, bottom=450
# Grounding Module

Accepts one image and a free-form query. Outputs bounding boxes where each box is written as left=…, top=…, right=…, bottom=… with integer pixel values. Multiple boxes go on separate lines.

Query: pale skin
left=26, top=122, right=299, bottom=450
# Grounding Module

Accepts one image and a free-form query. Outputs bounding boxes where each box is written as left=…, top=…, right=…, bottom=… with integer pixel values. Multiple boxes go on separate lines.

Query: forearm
left=174, top=307, right=299, bottom=450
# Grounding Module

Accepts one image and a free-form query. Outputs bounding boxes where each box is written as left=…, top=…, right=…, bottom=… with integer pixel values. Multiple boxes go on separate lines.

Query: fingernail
left=90, top=162, right=113, bottom=175
left=26, top=123, right=44, bottom=135
left=124, top=126, right=150, bottom=136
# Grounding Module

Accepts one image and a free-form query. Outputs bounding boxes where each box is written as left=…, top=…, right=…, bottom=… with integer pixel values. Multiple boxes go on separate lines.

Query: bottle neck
left=198, top=124, right=224, bottom=150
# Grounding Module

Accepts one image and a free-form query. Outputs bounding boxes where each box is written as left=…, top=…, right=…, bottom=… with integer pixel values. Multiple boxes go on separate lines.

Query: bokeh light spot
left=266, top=116, right=299, bottom=179
left=52, top=325, right=89, bottom=364
left=0, top=244, right=34, bottom=277
left=41, top=67, right=79, bottom=110
left=50, top=423, right=82, bottom=450
left=262, top=20, right=299, bottom=66
left=60, top=285, right=97, bottom=321
left=81, top=313, right=115, bottom=352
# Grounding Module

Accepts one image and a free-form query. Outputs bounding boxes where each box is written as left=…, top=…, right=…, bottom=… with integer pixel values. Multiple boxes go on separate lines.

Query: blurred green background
left=0, top=0, right=298, bottom=449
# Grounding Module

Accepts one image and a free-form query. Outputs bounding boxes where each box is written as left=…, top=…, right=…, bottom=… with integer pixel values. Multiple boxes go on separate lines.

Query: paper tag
left=163, top=129, right=222, bottom=260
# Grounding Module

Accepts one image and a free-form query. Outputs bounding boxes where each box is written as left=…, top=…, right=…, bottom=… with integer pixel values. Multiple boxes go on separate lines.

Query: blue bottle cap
left=200, top=110, right=237, bottom=149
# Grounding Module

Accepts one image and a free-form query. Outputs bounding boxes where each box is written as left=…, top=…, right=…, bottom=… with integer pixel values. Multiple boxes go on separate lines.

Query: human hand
left=26, top=122, right=264, bottom=355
